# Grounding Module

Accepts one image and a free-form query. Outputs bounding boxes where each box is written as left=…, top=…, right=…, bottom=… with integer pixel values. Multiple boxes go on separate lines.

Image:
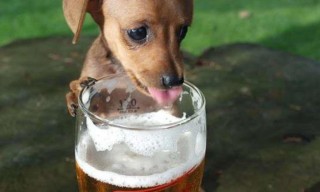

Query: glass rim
left=78, top=74, right=206, bottom=130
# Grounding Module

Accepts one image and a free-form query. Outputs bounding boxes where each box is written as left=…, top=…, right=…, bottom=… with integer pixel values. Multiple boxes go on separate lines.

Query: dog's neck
left=81, top=34, right=124, bottom=78
left=101, top=34, right=124, bottom=72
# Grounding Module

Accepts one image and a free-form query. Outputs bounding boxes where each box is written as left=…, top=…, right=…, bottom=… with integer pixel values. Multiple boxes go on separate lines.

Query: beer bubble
left=106, top=96, right=110, bottom=102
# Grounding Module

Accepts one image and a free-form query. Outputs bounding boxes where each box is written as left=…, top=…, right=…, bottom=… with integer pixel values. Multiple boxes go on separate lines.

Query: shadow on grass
left=0, top=37, right=93, bottom=192
left=1, top=37, right=320, bottom=191
left=191, top=43, right=320, bottom=191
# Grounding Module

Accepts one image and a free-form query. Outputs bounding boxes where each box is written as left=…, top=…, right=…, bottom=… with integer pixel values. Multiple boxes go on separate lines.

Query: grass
left=1, top=0, right=320, bottom=59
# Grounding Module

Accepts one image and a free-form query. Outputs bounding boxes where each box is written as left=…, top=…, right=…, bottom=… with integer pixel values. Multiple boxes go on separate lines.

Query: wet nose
left=162, top=75, right=184, bottom=88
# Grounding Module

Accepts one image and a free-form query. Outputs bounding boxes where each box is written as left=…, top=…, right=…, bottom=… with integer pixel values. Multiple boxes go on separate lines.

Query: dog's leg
left=66, top=35, right=119, bottom=117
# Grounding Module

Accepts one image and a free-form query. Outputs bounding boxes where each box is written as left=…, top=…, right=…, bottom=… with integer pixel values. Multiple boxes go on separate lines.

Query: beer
left=75, top=110, right=206, bottom=192
left=75, top=75, right=207, bottom=192
left=75, top=160, right=204, bottom=191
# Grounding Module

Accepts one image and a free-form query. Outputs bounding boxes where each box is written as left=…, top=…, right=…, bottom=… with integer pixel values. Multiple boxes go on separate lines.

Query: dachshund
left=63, top=0, right=193, bottom=117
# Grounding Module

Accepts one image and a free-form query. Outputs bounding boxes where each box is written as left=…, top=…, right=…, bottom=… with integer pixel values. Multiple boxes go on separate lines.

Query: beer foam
left=76, top=109, right=206, bottom=188
left=86, top=110, right=190, bottom=156
left=76, top=128, right=206, bottom=188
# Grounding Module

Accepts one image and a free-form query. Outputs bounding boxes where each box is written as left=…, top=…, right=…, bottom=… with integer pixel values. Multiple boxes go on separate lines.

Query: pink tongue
left=148, top=86, right=183, bottom=105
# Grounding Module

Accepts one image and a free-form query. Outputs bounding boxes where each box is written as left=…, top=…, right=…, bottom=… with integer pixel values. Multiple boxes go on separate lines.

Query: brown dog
left=63, top=0, right=193, bottom=117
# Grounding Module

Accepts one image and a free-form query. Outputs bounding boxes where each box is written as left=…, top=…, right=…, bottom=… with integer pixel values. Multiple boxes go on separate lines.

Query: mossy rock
left=0, top=37, right=320, bottom=192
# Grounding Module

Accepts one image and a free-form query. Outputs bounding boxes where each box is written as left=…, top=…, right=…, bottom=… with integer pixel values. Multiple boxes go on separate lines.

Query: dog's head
left=63, top=0, right=193, bottom=105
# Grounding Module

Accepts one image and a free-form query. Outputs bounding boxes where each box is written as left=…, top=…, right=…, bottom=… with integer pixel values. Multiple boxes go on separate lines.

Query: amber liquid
left=76, top=160, right=205, bottom=192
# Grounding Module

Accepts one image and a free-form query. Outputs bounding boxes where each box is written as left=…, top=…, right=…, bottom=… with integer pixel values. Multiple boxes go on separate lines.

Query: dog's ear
left=63, top=0, right=104, bottom=44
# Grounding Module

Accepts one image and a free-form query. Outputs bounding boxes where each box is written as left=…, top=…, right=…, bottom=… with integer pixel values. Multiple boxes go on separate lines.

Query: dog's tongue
left=148, top=86, right=182, bottom=105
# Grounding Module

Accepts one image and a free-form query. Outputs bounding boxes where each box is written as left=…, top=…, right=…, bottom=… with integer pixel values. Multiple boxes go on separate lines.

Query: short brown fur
left=63, top=0, right=193, bottom=116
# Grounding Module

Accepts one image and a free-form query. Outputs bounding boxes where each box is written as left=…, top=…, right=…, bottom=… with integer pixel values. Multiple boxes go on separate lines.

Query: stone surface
left=0, top=37, right=320, bottom=192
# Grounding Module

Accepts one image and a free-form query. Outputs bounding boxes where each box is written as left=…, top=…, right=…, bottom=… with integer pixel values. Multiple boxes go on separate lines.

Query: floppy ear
left=63, top=0, right=104, bottom=44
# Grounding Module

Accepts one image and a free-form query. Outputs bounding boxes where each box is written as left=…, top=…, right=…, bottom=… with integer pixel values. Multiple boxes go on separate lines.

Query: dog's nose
left=162, top=75, right=184, bottom=88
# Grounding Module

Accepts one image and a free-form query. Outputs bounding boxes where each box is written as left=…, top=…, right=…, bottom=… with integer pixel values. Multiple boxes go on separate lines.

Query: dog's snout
left=162, top=75, right=184, bottom=88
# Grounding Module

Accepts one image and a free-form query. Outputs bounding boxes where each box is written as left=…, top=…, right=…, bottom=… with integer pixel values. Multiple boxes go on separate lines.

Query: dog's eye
left=127, top=27, right=147, bottom=43
left=178, top=25, right=189, bottom=42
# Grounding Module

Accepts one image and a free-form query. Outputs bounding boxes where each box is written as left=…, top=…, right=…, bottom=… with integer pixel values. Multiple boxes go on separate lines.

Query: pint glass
left=75, top=73, right=206, bottom=192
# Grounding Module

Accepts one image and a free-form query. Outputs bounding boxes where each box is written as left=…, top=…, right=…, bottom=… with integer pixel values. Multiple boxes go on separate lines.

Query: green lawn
left=1, top=0, right=320, bottom=59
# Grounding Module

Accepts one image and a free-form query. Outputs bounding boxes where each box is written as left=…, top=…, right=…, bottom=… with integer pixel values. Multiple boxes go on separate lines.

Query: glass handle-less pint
left=75, top=74, right=206, bottom=192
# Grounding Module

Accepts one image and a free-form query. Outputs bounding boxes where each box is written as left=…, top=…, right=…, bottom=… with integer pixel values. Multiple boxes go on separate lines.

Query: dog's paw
left=79, top=77, right=97, bottom=88
left=66, top=91, right=78, bottom=117
left=66, top=77, right=97, bottom=117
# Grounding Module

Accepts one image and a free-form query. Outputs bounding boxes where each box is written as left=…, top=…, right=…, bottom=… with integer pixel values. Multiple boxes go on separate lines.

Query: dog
left=63, top=0, right=193, bottom=117
left=63, top=3, right=206, bottom=191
